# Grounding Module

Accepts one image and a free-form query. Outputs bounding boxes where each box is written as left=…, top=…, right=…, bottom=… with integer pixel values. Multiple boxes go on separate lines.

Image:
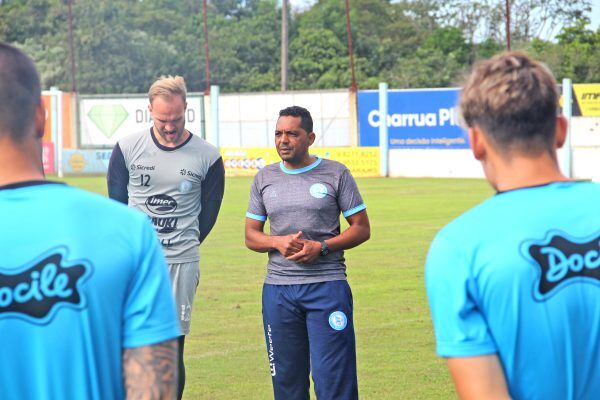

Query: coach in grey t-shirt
left=245, top=106, right=370, bottom=400
left=247, top=158, right=366, bottom=284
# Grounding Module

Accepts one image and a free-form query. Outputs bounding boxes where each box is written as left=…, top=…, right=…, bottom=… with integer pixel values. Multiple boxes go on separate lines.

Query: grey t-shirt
left=113, top=129, right=222, bottom=262
left=247, top=157, right=366, bottom=284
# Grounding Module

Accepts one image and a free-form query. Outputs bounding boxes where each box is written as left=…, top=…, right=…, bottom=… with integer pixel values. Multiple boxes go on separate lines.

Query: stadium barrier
left=222, top=147, right=379, bottom=177
left=56, top=147, right=380, bottom=177
left=42, top=85, right=600, bottom=179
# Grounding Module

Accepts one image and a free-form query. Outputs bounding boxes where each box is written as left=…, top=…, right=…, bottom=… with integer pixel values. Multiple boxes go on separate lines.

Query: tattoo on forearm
left=123, top=339, right=178, bottom=400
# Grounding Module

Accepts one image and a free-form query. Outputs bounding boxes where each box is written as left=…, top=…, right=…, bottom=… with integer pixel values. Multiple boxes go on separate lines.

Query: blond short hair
left=459, top=51, right=558, bottom=156
left=148, top=75, right=187, bottom=104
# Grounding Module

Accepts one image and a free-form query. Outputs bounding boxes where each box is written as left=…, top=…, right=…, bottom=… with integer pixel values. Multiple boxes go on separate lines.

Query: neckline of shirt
left=495, top=179, right=585, bottom=195
left=150, top=127, right=194, bottom=151
left=279, top=156, right=322, bottom=174
left=0, top=180, right=64, bottom=191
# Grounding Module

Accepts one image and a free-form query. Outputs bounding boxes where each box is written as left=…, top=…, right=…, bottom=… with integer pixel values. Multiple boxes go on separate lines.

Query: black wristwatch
left=320, top=241, right=329, bottom=257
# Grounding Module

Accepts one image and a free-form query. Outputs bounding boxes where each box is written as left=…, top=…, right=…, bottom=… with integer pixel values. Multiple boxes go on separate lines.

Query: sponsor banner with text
left=62, top=149, right=112, bottom=174
left=79, top=96, right=203, bottom=147
left=572, top=84, right=600, bottom=116
left=357, top=88, right=468, bottom=149
left=222, top=147, right=380, bottom=177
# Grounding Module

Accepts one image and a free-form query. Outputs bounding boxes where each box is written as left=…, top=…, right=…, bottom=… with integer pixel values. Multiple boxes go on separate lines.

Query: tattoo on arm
left=123, top=339, right=178, bottom=400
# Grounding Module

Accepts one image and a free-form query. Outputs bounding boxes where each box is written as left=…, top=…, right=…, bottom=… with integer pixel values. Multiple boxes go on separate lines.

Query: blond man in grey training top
left=107, top=75, right=225, bottom=400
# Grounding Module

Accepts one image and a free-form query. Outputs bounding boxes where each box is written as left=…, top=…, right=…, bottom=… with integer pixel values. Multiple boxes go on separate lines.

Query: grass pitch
left=56, top=175, right=493, bottom=399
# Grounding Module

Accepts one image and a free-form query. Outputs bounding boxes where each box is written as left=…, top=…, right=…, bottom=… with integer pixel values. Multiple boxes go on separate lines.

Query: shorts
left=168, top=261, right=200, bottom=335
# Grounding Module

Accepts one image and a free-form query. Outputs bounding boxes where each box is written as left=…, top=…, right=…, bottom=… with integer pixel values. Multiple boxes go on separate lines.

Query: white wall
left=572, top=147, right=600, bottom=180
left=69, top=89, right=600, bottom=180
left=389, top=149, right=483, bottom=178
left=218, top=89, right=352, bottom=147
left=388, top=117, right=600, bottom=179
left=570, top=116, right=600, bottom=180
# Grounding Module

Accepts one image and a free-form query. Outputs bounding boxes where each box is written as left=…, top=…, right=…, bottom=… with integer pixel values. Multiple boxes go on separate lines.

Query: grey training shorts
left=168, top=261, right=200, bottom=335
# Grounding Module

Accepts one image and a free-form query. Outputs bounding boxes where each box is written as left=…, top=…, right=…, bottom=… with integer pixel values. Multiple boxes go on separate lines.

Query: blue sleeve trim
left=343, top=204, right=366, bottom=218
left=246, top=212, right=267, bottom=221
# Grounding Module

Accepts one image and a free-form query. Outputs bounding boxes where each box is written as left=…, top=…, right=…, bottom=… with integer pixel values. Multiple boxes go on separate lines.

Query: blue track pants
left=262, top=280, right=358, bottom=400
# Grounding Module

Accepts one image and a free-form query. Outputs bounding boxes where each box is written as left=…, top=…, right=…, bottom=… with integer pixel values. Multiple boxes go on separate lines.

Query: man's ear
left=308, top=131, right=316, bottom=146
left=554, top=115, right=567, bottom=149
left=34, top=100, right=45, bottom=139
left=468, top=126, right=487, bottom=161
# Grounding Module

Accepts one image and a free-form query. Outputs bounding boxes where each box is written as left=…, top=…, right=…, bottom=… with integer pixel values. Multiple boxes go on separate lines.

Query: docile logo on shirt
left=0, top=248, right=91, bottom=324
left=525, top=231, right=600, bottom=300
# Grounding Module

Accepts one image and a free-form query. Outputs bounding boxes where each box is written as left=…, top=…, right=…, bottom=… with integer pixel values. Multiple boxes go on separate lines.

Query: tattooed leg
left=123, top=338, right=179, bottom=400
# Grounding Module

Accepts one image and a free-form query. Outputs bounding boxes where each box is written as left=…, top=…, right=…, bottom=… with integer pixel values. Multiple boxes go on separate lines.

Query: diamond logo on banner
left=87, top=105, right=129, bottom=138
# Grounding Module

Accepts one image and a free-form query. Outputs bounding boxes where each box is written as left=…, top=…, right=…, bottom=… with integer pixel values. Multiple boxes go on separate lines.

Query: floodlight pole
left=210, top=85, right=220, bottom=148
left=505, top=0, right=511, bottom=51
left=281, top=0, right=288, bottom=91
left=379, top=82, right=389, bottom=177
left=67, top=0, right=78, bottom=93
left=202, top=0, right=211, bottom=95
left=561, top=78, right=573, bottom=177
left=345, top=0, right=357, bottom=92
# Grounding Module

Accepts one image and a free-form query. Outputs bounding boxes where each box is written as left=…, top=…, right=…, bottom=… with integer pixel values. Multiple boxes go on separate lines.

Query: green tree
left=289, top=28, right=349, bottom=89
left=0, top=0, right=60, bottom=43
left=554, top=19, right=600, bottom=82
left=294, top=0, right=440, bottom=89
left=3, top=0, right=595, bottom=93
left=210, top=0, right=280, bottom=92
left=421, top=26, right=470, bottom=64
left=386, top=46, right=463, bottom=88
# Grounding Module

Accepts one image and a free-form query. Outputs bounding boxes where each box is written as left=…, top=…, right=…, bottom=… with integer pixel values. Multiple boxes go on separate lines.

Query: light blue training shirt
left=0, top=182, right=180, bottom=400
left=426, top=181, right=600, bottom=400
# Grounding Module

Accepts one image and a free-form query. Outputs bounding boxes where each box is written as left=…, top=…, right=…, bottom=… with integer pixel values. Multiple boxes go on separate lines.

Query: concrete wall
left=389, top=149, right=483, bottom=178
left=571, top=117, right=600, bottom=180
left=54, top=87, right=600, bottom=179
left=216, top=90, right=354, bottom=147
left=388, top=117, right=600, bottom=179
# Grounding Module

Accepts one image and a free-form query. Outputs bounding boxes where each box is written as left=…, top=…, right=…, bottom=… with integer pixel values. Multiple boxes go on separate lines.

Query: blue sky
left=591, top=1, right=600, bottom=30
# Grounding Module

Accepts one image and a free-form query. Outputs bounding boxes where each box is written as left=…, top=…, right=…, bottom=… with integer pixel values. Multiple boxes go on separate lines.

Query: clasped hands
left=273, top=231, right=320, bottom=263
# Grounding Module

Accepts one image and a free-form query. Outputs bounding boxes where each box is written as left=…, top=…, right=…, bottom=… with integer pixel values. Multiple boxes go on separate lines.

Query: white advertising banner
left=79, top=96, right=204, bottom=147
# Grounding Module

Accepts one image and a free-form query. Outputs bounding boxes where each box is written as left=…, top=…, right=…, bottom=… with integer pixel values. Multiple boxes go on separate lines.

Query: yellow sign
left=573, top=84, right=600, bottom=116
left=221, top=147, right=380, bottom=177
left=68, top=153, right=86, bottom=172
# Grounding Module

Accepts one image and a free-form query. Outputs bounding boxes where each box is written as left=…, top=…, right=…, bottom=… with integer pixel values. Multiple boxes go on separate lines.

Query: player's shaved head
left=460, top=51, right=558, bottom=156
left=0, top=42, right=41, bottom=142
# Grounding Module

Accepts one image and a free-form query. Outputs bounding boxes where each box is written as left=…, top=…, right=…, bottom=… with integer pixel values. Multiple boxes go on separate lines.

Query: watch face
left=320, top=242, right=329, bottom=256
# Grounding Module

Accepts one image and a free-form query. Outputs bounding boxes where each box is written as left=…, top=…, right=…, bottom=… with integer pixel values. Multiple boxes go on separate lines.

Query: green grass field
left=57, top=175, right=493, bottom=399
